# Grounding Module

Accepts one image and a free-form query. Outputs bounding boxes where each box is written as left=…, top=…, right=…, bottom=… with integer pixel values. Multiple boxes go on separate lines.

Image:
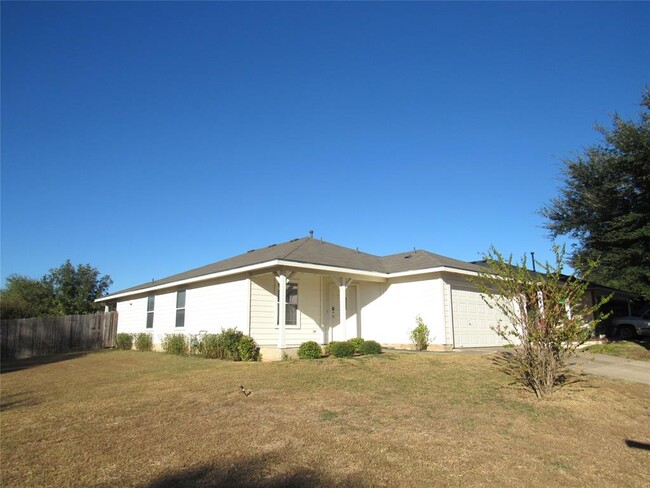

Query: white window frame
left=146, top=295, right=155, bottom=329
left=175, top=290, right=186, bottom=328
left=276, top=280, right=300, bottom=329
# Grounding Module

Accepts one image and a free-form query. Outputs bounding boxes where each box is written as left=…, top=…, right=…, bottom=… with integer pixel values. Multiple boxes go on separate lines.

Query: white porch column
left=277, top=273, right=287, bottom=349
left=274, top=271, right=294, bottom=350
left=336, top=277, right=352, bottom=340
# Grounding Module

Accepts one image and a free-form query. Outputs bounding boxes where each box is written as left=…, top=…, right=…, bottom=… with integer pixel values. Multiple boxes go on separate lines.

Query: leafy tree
left=45, top=260, right=113, bottom=315
left=473, top=245, right=609, bottom=399
left=540, top=89, right=650, bottom=298
left=0, top=275, right=54, bottom=319
left=0, top=261, right=112, bottom=319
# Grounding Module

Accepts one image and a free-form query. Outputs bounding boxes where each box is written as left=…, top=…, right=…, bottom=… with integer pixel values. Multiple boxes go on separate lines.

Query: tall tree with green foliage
left=45, top=260, right=113, bottom=315
left=540, top=89, right=650, bottom=298
left=0, top=261, right=112, bottom=319
left=0, top=275, right=54, bottom=319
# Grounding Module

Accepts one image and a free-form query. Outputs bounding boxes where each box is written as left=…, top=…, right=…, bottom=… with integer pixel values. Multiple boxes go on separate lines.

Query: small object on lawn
left=240, top=385, right=251, bottom=397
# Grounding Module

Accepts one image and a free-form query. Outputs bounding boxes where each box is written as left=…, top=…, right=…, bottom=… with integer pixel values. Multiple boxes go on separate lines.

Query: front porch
left=247, top=266, right=449, bottom=358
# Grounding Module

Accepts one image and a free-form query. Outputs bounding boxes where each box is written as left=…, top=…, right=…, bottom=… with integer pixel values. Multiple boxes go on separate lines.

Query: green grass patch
left=585, top=340, right=650, bottom=362
left=320, top=410, right=338, bottom=421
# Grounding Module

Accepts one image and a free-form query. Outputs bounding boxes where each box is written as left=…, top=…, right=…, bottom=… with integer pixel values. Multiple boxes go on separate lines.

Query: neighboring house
left=95, top=235, right=635, bottom=359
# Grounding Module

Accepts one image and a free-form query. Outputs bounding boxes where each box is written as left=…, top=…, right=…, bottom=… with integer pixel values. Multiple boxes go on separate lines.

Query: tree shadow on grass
left=625, top=440, right=650, bottom=451
left=0, top=351, right=92, bottom=374
left=139, top=453, right=366, bottom=488
left=488, top=351, right=591, bottom=395
left=0, top=392, right=39, bottom=412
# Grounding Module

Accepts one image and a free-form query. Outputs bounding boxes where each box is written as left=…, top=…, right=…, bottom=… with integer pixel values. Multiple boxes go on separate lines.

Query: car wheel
left=618, top=326, right=636, bottom=340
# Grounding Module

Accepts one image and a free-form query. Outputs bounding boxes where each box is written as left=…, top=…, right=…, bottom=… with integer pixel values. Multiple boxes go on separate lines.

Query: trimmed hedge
left=298, top=341, right=323, bottom=359
left=359, top=340, right=382, bottom=355
left=347, top=337, right=364, bottom=354
left=115, top=333, right=133, bottom=350
left=328, top=341, right=355, bottom=358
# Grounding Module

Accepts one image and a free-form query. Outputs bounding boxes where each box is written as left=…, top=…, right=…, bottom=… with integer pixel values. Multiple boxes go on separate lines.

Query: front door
left=328, top=284, right=357, bottom=342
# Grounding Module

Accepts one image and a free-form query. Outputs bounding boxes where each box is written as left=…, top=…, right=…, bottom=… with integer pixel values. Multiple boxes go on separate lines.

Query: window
left=176, top=290, right=186, bottom=328
left=146, top=295, right=155, bottom=328
left=277, top=282, right=299, bottom=326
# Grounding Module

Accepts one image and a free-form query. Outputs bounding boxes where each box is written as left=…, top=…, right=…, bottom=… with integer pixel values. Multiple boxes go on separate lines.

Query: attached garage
left=450, top=285, right=508, bottom=347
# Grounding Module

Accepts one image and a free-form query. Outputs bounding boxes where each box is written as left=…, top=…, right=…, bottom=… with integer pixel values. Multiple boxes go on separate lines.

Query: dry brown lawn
left=1, top=350, right=649, bottom=488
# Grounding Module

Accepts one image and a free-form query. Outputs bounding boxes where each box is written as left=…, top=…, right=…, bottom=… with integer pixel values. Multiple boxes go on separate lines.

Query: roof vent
left=309, top=230, right=314, bottom=238
left=404, top=254, right=412, bottom=259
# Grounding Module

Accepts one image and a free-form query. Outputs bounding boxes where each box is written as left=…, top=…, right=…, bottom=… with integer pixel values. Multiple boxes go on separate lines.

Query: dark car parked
left=611, top=308, right=650, bottom=339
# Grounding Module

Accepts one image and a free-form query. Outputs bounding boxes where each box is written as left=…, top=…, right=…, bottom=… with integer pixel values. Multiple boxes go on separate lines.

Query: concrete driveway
left=567, top=351, right=650, bottom=386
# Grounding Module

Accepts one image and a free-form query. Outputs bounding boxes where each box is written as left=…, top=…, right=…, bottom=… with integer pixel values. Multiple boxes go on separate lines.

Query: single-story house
left=96, top=235, right=636, bottom=359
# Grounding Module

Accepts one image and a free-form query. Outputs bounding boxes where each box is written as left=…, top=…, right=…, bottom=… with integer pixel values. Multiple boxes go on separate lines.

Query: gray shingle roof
left=103, top=236, right=485, bottom=299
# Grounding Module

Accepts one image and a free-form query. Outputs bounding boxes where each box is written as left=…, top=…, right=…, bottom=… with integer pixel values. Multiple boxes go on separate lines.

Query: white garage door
left=451, top=286, right=507, bottom=347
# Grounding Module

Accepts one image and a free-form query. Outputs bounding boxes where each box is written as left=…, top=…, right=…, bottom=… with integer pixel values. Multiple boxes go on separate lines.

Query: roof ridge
left=281, top=236, right=312, bottom=260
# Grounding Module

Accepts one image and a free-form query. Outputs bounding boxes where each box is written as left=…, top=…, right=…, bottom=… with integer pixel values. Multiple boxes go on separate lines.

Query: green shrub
left=201, top=334, right=223, bottom=359
left=411, top=315, right=430, bottom=351
left=359, top=340, right=382, bottom=355
left=328, top=341, right=355, bottom=358
left=298, top=341, right=323, bottom=359
left=347, top=337, right=364, bottom=354
left=200, top=329, right=258, bottom=361
left=217, top=328, right=244, bottom=361
left=238, top=335, right=260, bottom=362
left=162, top=334, right=188, bottom=355
left=115, top=333, right=133, bottom=350
left=134, top=333, right=153, bottom=351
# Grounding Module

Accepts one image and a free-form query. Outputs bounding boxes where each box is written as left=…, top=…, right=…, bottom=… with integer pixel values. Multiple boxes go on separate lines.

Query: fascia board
left=96, top=260, right=284, bottom=302
left=275, top=260, right=387, bottom=278
left=96, top=259, right=387, bottom=302
left=96, top=260, right=483, bottom=303
left=387, top=267, right=480, bottom=278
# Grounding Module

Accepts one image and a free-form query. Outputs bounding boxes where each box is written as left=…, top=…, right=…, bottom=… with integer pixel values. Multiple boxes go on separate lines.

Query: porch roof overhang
left=96, top=259, right=480, bottom=303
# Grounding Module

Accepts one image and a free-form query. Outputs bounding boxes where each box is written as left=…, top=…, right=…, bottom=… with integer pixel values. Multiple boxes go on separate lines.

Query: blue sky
left=2, top=2, right=649, bottom=293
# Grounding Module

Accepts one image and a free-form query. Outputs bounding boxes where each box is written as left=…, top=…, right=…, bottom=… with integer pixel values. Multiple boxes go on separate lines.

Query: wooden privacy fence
left=1, top=311, right=118, bottom=360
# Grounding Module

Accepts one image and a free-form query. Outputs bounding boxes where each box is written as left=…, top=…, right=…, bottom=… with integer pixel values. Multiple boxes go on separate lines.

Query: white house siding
left=249, top=273, right=277, bottom=346
left=115, top=278, right=249, bottom=344
left=116, top=296, right=148, bottom=333
left=184, top=279, right=249, bottom=334
left=361, top=276, right=446, bottom=346
left=249, top=272, right=324, bottom=348
left=357, top=282, right=384, bottom=341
